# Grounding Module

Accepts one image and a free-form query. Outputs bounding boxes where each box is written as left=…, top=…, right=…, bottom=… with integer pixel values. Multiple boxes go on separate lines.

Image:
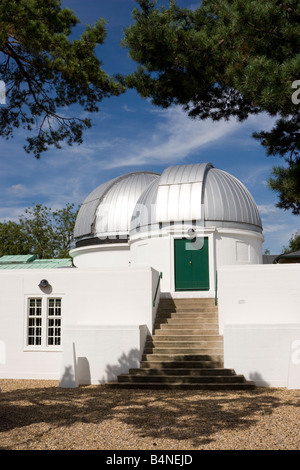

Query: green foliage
left=0, top=202, right=79, bottom=259
left=283, top=230, right=300, bottom=253
left=268, top=161, right=300, bottom=214
left=0, top=0, right=124, bottom=157
left=123, top=0, right=300, bottom=212
left=0, top=220, right=33, bottom=256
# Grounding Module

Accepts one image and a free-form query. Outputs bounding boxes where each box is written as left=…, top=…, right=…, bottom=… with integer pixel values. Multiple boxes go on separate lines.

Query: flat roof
left=0, top=255, right=73, bottom=269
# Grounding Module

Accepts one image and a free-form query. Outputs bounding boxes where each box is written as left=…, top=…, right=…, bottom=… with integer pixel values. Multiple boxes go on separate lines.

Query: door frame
left=174, top=236, right=210, bottom=291
left=170, top=231, right=215, bottom=297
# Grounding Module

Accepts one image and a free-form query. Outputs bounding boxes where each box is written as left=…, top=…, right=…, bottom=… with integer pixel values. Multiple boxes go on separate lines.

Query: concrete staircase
left=106, top=298, right=255, bottom=390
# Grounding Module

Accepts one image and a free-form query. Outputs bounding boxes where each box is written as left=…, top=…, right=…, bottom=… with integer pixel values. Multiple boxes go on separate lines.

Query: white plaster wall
left=70, top=244, right=130, bottom=268
left=130, top=228, right=262, bottom=298
left=218, top=264, right=300, bottom=387
left=0, top=266, right=160, bottom=383
left=215, top=229, right=263, bottom=268
left=130, top=230, right=217, bottom=298
left=218, top=264, right=300, bottom=331
left=60, top=325, right=148, bottom=386
left=224, top=324, right=300, bottom=387
left=60, top=266, right=160, bottom=386
left=62, top=267, right=157, bottom=329
left=130, top=235, right=170, bottom=291
left=0, top=272, right=63, bottom=379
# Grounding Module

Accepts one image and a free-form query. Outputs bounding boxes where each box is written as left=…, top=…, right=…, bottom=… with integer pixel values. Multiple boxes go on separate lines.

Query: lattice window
left=26, top=297, right=62, bottom=349
left=27, top=298, right=42, bottom=346
left=47, top=298, right=61, bottom=346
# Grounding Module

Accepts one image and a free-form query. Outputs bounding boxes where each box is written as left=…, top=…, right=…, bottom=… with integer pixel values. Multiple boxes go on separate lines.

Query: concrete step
left=153, top=331, right=220, bottom=338
left=144, top=350, right=224, bottom=357
left=156, top=312, right=219, bottom=318
left=155, top=318, right=219, bottom=326
left=145, top=340, right=223, bottom=349
left=106, top=382, right=256, bottom=390
left=146, top=335, right=223, bottom=343
left=117, top=374, right=248, bottom=384
left=157, top=309, right=218, bottom=314
left=157, top=307, right=218, bottom=313
left=153, top=327, right=219, bottom=334
left=159, top=299, right=216, bottom=304
left=140, top=360, right=224, bottom=369
left=156, top=314, right=219, bottom=321
left=107, top=297, right=254, bottom=391
left=155, top=323, right=219, bottom=330
left=158, top=305, right=217, bottom=312
left=128, top=367, right=236, bottom=376
left=142, top=353, right=224, bottom=362
left=153, top=323, right=219, bottom=336
left=159, top=306, right=217, bottom=310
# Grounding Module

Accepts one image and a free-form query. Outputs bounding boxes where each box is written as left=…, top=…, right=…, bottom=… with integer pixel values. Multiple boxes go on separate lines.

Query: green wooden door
left=174, top=237, right=209, bottom=291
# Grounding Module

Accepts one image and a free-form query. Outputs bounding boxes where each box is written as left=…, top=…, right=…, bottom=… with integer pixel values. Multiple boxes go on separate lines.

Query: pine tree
left=0, top=0, right=124, bottom=157
left=123, top=0, right=300, bottom=212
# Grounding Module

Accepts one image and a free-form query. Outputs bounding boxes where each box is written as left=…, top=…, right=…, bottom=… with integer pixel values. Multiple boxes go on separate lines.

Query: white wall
left=218, top=264, right=300, bottom=330
left=130, top=229, right=217, bottom=298
left=59, top=325, right=148, bottom=386
left=0, top=272, right=63, bottom=379
left=130, top=227, right=262, bottom=298
left=224, top=324, right=300, bottom=387
left=70, top=244, right=130, bottom=268
left=0, top=266, right=160, bottom=384
left=215, top=229, right=263, bottom=268
left=130, top=235, right=170, bottom=291
left=218, top=264, right=300, bottom=387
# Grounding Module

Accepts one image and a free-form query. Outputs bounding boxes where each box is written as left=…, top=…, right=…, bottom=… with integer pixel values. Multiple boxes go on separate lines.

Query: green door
left=174, top=237, right=209, bottom=291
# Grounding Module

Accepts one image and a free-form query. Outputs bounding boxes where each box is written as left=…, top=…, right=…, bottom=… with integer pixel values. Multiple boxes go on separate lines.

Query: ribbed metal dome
left=130, top=163, right=262, bottom=234
left=74, top=171, right=160, bottom=244
left=204, top=167, right=262, bottom=229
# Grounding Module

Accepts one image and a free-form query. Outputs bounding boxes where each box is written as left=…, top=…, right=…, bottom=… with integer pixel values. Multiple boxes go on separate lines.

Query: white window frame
left=25, top=296, right=62, bottom=351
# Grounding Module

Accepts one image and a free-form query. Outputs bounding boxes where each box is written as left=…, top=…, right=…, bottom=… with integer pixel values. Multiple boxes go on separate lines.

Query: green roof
left=0, top=254, right=37, bottom=264
left=0, top=255, right=73, bottom=269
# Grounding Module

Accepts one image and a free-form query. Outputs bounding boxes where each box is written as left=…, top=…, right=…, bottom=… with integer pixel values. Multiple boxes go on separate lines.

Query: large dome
left=74, top=171, right=160, bottom=246
left=130, top=163, right=262, bottom=235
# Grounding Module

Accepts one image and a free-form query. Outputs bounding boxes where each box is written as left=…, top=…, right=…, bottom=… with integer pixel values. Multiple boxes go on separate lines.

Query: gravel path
left=0, top=380, right=300, bottom=450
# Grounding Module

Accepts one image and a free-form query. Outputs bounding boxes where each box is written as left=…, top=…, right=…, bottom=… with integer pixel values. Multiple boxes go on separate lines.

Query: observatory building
left=70, top=163, right=263, bottom=297
left=0, top=162, right=299, bottom=389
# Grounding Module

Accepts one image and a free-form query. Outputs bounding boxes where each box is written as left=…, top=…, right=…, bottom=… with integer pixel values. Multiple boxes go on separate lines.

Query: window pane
left=47, top=299, right=61, bottom=346
left=27, top=298, right=42, bottom=346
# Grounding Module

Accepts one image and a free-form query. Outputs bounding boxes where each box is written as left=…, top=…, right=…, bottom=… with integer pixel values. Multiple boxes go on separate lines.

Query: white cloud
left=123, top=104, right=136, bottom=113
left=257, top=204, right=278, bottom=215
left=263, top=224, right=289, bottom=234
left=91, top=106, right=278, bottom=170
left=7, top=184, right=28, bottom=195
left=103, top=107, right=243, bottom=169
left=0, top=206, right=27, bottom=222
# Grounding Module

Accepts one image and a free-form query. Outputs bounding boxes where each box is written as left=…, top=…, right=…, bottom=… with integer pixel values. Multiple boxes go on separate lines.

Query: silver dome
left=130, top=163, right=262, bottom=234
left=74, top=171, right=160, bottom=242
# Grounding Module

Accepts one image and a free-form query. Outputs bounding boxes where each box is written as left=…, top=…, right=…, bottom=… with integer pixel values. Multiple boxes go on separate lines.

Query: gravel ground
left=0, top=379, right=300, bottom=450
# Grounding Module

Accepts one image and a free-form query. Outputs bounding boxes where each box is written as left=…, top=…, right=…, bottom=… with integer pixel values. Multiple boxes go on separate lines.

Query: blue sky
left=0, top=0, right=299, bottom=254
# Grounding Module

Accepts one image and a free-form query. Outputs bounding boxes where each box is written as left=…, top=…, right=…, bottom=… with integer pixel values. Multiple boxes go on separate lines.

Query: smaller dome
left=74, top=171, right=160, bottom=245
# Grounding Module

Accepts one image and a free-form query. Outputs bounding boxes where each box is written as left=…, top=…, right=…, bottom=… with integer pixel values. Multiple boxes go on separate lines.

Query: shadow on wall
left=60, top=357, right=91, bottom=388
left=249, top=372, right=270, bottom=387
left=60, top=365, right=77, bottom=388
left=60, top=349, right=141, bottom=387
left=101, top=348, right=141, bottom=384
